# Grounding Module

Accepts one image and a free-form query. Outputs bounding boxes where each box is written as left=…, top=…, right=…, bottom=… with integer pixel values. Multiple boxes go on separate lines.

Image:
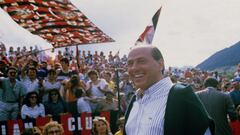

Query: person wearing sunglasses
left=44, top=89, right=67, bottom=120
left=21, top=91, right=45, bottom=119
left=0, top=66, right=26, bottom=121
left=41, top=69, right=61, bottom=103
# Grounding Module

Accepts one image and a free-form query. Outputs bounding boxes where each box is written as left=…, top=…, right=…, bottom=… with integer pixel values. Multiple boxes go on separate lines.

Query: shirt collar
left=136, top=77, right=173, bottom=99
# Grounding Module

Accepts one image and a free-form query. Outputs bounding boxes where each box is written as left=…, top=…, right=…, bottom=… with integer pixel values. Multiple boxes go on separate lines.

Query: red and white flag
left=135, top=7, right=162, bottom=45
left=0, top=0, right=114, bottom=48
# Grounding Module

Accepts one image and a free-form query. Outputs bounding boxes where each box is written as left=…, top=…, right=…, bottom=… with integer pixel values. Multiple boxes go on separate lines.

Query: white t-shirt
left=77, top=97, right=92, bottom=113
left=21, top=104, right=45, bottom=119
left=42, top=80, right=61, bottom=102
left=21, top=77, right=39, bottom=93
left=86, top=79, right=108, bottom=98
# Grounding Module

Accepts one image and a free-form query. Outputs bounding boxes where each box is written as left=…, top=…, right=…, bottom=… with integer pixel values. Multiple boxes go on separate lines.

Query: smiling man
left=124, top=45, right=215, bottom=135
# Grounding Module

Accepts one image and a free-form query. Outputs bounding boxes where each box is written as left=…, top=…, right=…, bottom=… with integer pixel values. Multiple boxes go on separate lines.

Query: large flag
left=135, top=7, right=162, bottom=45
left=0, top=0, right=114, bottom=48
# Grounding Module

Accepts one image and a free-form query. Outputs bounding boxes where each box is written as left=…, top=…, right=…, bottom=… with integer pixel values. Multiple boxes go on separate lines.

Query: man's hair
left=151, top=46, right=164, bottom=74
left=48, top=69, right=56, bottom=74
left=104, top=71, right=112, bottom=77
left=130, top=45, right=163, bottom=61
left=87, top=70, right=98, bottom=77
left=151, top=46, right=163, bottom=61
left=28, top=66, right=38, bottom=73
left=204, top=77, right=219, bottom=88
left=7, top=66, right=17, bottom=73
left=60, top=57, right=69, bottom=65
left=24, top=91, right=41, bottom=107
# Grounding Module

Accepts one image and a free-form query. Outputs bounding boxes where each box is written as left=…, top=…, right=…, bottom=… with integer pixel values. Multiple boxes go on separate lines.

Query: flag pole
left=75, top=44, right=81, bottom=70
left=115, top=65, right=122, bottom=116
left=16, top=47, right=53, bottom=59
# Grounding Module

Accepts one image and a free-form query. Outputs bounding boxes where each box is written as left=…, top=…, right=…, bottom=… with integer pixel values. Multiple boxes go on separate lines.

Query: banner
left=0, top=0, right=114, bottom=48
left=135, top=7, right=162, bottom=45
left=0, top=112, right=111, bottom=135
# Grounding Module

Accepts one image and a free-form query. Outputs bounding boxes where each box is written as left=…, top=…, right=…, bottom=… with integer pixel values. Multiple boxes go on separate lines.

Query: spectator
left=63, top=47, right=71, bottom=60
left=102, top=71, right=116, bottom=92
left=86, top=70, right=108, bottom=112
left=61, top=75, right=86, bottom=115
left=196, top=77, right=237, bottom=135
left=8, top=46, right=15, bottom=57
left=38, top=61, right=48, bottom=78
left=234, top=63, right=240, bottom=77
left=92, top=117, right=112, bottom=135
left=21, top=91, right=45, bottom=119
left=44, top=89, right=67, bottom=119
left=237, top=105, right=240, bottom=119
left=42, top=69, right=61, bottom=102
left=222, top=82, right=231, bottom=93
left=97, top=91, right=118, bottom=112
left=0, top=66, right=26, bottom=121
left=21, top=66, right=39, bottom=93
left=75, top=87, right=92, bottom=113
left=57, top=58, right=73, bottom=82
left=86, top=70, right=108, bottom=98
left=16, top=47, right=21, bottom=56
left=230, top=77, right=240, bottom=108
left=42, top=121, right=64, bottom=135
left=0, top=60, right=8, bottom=77
left=55, top=50, right=63, bottom=63
left=108, top=51, right=114, bottom=65
left=119, top=72, right=134, bottom=97
left=114, top=117, right=125, bottom=135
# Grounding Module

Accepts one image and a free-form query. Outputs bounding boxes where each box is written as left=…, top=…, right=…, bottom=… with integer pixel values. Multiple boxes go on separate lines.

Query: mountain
left=196, top=41, right=240, bottom=71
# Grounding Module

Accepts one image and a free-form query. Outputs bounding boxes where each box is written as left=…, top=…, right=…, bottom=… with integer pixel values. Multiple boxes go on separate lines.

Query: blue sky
left=0, top=0, right=240, bottom=67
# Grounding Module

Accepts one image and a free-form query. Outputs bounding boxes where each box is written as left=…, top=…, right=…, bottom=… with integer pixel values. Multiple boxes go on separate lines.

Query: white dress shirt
left=125, top=77, right=173, bottom=135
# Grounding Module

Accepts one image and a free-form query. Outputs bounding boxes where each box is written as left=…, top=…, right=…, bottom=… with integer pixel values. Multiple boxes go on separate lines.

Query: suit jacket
left=124, top=83, right=215, bottom=135
left=196, top=87, right=237, bottom=135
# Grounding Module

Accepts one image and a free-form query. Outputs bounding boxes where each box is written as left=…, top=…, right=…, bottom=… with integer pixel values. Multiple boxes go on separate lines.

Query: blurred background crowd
left=1, top=44, right=240, bottom=135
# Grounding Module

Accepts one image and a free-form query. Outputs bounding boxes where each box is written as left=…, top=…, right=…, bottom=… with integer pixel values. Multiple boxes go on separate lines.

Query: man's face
left=48, top=72, right=57, bottom=80
left=8, top=69, right=17, bottom=79
left=105, top=93, right=113, bottom=100
left=103, top=73, right=111, bottom=82
left=41, top=62, right=47, bottom=68
left=28, top=69, right=37, bottom=80
left=60, top=61, right=68, bottom=69
left=127, top=47, right=163, bottom=90
left=122, top=73, right=129, bottom=81
left=89, top=74, right=98, bottom=82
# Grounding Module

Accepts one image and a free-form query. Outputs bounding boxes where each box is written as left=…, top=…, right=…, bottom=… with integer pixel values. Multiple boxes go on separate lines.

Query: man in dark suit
left=196, top=77, right=237, bottom=135
left=124, top=45, right=214, bottom=135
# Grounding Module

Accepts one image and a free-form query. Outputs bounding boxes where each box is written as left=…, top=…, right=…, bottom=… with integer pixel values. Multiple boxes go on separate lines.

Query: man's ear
left=158, top=59, right=165, bottom=74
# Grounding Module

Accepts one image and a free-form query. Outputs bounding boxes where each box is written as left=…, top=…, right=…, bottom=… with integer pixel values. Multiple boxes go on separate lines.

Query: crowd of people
left=0, top=43, right=240, bottom=135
